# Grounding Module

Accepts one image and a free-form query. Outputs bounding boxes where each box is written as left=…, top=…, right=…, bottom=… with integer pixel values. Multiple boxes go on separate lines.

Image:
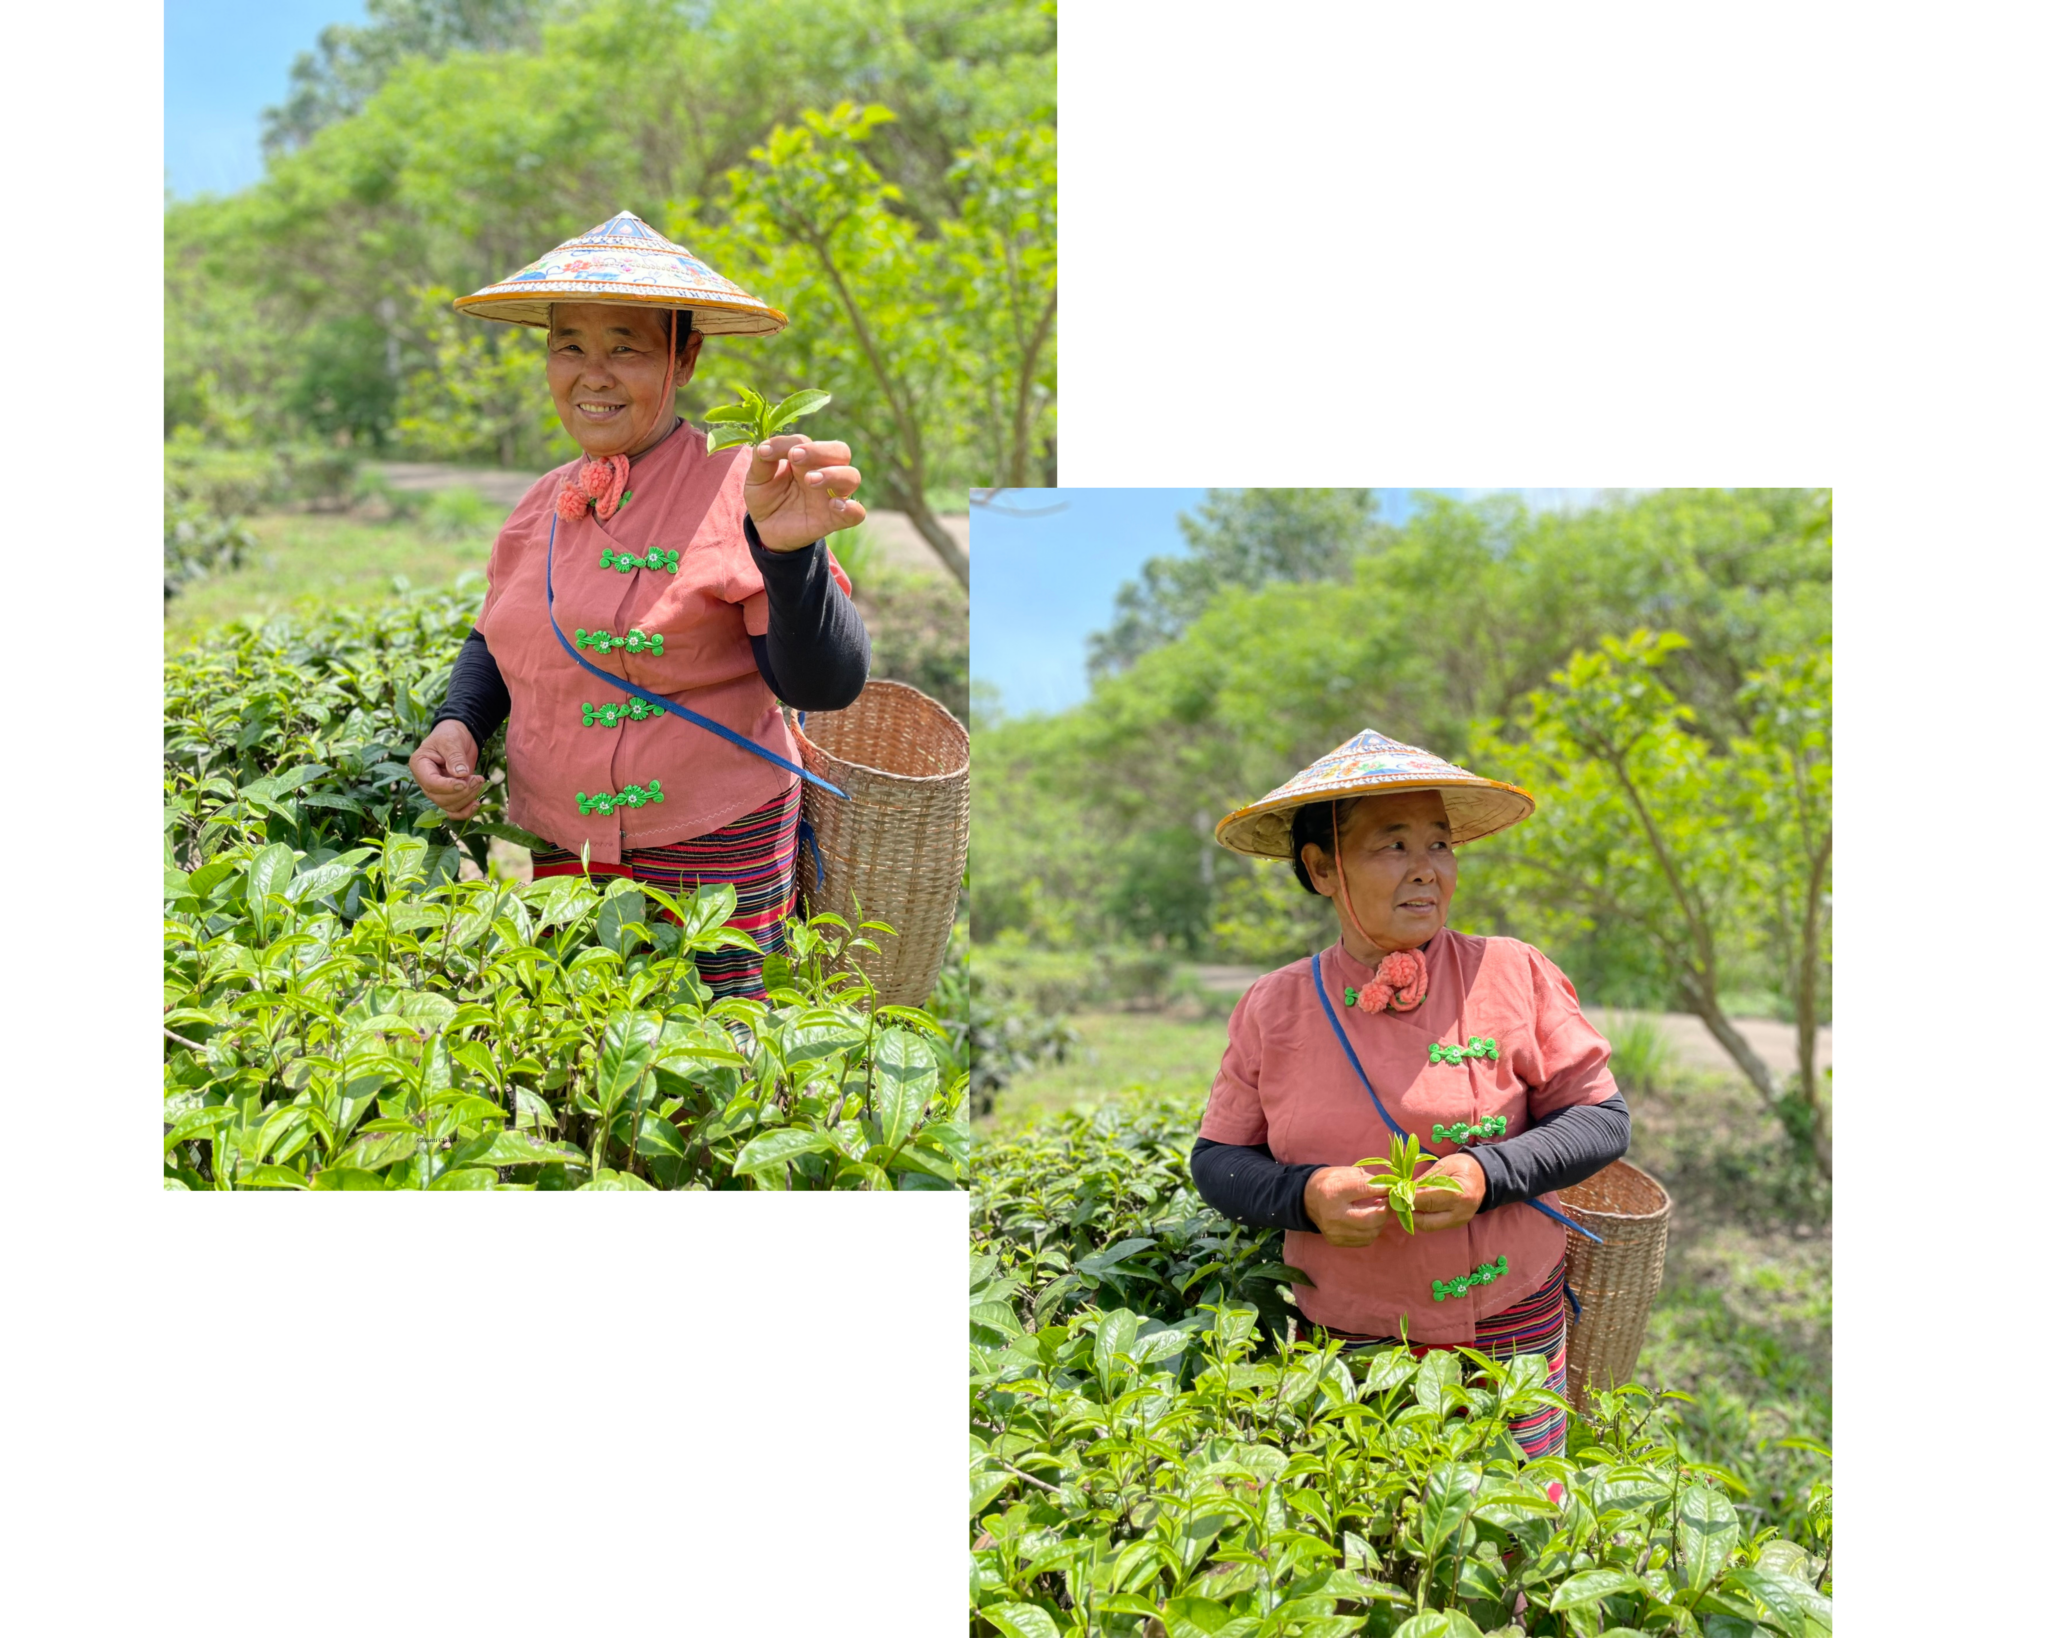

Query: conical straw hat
left=453, top=210, right=787, bottom=336
left=1214, top=728, right=1535, bottom=858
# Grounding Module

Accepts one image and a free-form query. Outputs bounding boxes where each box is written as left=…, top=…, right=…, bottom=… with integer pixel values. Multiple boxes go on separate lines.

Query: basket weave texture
left=1557, top=1159, right=1672, bottom=1410
left=788, top=681, right=969, bottom=1008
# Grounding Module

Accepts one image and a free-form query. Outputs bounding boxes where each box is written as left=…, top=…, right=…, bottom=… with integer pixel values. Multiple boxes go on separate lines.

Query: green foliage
left=165, top=585, right=494, bottom=865
left=973, top=489, right=1831, bottom=1015
left=165, top=587, right=965, bottom=1191
left=703, top=385, right=832, bottom=451
left=677, top=96, right=1051, bottom=576
left=168, top=0, right=1054, bottom=501
left=165, top=846, right=966, bottom=1191
left=419, top=485, right=500, bottom=541
left=973, top=1097, right=1301, bottom=1338
left=1472, top=631, right=1833, bottom=1165
left=1602, top=1015, right=1678, bottom=1097
left=1355, top=1133, right=1464, bottom=1235
left=856, top=565, right=969, bottom=719
left=971, top=1099, right=1834, bottom=1633
left=1088, top=489, right=1380, bottom=679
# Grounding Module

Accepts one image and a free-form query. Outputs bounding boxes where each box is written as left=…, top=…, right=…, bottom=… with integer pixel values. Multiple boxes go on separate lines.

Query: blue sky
left=970, top=489, right=1613, bottom=719
left=166, top=0, right=366, bottom=197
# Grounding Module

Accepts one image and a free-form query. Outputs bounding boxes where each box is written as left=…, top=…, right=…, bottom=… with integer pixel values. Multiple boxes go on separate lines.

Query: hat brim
left=453, top=286, right=789, bottom=337
left=1214, top=776, right=1536, bottom=859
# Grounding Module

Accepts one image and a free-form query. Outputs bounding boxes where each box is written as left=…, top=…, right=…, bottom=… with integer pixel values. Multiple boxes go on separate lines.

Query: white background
left=2, top=1, right=2043, bottom=1630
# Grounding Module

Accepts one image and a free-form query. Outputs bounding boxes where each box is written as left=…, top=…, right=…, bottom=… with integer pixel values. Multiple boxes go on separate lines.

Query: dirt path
left=1186, top=964, right=1830, bottom=1080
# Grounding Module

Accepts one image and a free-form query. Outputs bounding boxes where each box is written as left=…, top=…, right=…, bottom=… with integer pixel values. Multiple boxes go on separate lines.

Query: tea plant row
left=971, top=1105, right=1832, bottom=1635
left=165, top=594, right=966, bottom=1191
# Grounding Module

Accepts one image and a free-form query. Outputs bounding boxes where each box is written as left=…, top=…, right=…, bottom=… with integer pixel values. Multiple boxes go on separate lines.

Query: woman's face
left=546, top=302, right=704, bottom=458
left=1301, top=790, right=1459, bottom=952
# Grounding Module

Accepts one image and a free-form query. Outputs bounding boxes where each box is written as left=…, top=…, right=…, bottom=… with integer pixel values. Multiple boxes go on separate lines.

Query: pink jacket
left=1199, top=930, right=1617, bottom=1343
left=475, top=423, right=847, bottom=863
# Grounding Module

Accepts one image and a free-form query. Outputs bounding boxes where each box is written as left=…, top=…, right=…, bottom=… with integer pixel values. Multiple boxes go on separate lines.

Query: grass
left=165, top=512, right=495, bottom=646
left=983, top=1007, right=1832, bottom=1524
left=987, top=1010, right=1231, bottom=1125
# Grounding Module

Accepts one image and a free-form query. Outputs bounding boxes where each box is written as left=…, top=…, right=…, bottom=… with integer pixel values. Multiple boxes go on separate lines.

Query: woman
left=407, top=212, right=870, bottom=1000
left=1193, top=729, right=1631, bottom=1456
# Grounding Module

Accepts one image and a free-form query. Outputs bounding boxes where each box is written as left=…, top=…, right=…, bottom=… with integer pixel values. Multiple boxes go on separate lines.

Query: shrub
left=164, top=584, right=497, bottom=868
left=971, top=1098, right=1834, bottom=1632
left=165, top=834, right=965, bottom=1191
left=971, top=1283, right=1833, bottom=1635
left=421, top=484, right=500, bottom=540
left=165, top=589, right=963, bottom=1192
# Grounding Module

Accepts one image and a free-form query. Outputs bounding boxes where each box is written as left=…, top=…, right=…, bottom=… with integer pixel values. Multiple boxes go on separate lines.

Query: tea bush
left=972, top=1103, right=1833, bottom=1634
left=165, top=585, right=506, bottom=870
left=166, top=591, right=966, bottom=1191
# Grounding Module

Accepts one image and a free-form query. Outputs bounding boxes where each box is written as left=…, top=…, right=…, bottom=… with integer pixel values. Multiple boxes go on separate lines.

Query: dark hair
left=1289, top=799, right=1355, bottom=894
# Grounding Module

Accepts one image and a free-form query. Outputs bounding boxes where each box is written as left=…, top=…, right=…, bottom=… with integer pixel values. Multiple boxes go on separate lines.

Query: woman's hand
left=745, top=434, right=866, bottom=551
left=409, top=720, right=484, bottom=819
left=1303, top=1166, right=1396, bottom=1247
left=1407, top=1152, right=1487, bottom=1233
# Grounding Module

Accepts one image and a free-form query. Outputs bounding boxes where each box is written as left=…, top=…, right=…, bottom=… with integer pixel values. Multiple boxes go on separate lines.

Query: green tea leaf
left=310, top=1166, right=388, bottom=1190
left=1677, top=1482, right=1741, bottom=1589
left=428, top=1166, right=498, bottom=1190
left=597, top=1010, right=662, bottom=1106
left=1549, top=1568, right=1647, bottom=1610
left=980, top=1605, right=1061, bottom=1638
left=868, top=1025, right=939, bottom=1150
left=245, top=842, right=297, bottom=907
left=1093, top=1308, right=1141, bottom=1375
left=1418, top=1464, right=1482, bottom=1553
left=732, top=1127, right=839, bottom=1179
left=770, top=389, right=827, bottom=421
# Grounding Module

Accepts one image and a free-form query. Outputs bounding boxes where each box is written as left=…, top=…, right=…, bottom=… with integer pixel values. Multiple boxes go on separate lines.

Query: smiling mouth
left=576, top=401, right=627, bottom=417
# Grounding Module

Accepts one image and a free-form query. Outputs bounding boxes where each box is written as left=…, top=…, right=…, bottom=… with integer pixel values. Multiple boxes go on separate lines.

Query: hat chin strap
left=1329, top=799, right=1431, bottom=964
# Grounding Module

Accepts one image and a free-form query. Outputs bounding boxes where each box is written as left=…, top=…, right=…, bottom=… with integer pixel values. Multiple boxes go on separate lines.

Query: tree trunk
left=1797, top=830, right=1833, bottom=1173
left=1683, top=978, right=1779, bottom=1107
left=898, top=493, right=970, bottom=591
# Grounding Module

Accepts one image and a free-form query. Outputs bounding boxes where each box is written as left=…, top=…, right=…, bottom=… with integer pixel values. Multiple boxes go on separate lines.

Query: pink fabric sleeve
left=1523, top=945, right=1621, bottom=1120
left=1198, top=984, right=1271, bottom=1146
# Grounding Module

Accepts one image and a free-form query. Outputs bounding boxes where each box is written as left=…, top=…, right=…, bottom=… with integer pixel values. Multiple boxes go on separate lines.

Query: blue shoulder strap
left=544, top=515, right=847, bottom=801
left=1309, top=949, right=1601, bottom=1244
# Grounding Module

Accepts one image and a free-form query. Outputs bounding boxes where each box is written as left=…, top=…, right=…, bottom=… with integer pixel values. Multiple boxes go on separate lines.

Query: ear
left=1299, top=842, right=1338, bottom=899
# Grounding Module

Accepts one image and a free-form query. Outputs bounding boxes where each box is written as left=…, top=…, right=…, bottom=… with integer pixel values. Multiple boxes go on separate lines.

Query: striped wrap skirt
left=528, top=781, right=801, bottom=1002
left=1322, top=1256, right=1571, bottom=1457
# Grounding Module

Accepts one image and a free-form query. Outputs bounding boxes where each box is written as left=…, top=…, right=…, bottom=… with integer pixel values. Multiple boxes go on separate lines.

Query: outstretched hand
left=744, top=434, right=865, bottom=551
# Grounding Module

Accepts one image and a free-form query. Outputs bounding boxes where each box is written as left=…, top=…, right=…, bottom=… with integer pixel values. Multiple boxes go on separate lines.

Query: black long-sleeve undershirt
left=430, top=525, right=869, bottom=747
left=1188, top=1093, right=1631, bottom=1233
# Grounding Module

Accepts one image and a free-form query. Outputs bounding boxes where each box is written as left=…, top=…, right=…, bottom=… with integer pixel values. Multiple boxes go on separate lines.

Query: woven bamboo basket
left=787, top=681, right=969, bottom=1008
left=1557, top=1159, right=1672, bottom=1410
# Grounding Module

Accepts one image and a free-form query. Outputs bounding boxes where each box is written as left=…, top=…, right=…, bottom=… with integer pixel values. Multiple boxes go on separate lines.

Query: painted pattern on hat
left=1214, top=727, right=1536, bottom=858
left=454, top=211, right=787, bottom=337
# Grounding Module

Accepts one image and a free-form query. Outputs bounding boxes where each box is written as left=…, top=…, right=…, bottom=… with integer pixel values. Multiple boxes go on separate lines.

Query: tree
left=945, top=124, right=1057, bottom=488
left=263, top=0, right=553, bottom=155
left=1734, top=646, right=1832, bottom=1155
left=1471, top=631, right=1832, bottom=1171
left=683, top=100, right=1052, bottom=589
left=1087, top=489, right=1378, bottom=678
